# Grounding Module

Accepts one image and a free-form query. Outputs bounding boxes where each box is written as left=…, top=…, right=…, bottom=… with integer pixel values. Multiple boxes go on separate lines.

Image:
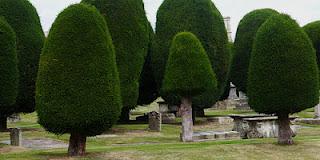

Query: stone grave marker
left=148, top=111, right=161, bottom=132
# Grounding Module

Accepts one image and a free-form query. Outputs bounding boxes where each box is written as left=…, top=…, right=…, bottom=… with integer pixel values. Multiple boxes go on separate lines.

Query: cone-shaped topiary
left=153, top=0, right=230, bottom=111
left=137, top=24, right=159, bottom=105
left=0, top=0, right=45, bottom=113
left=82, top=0, right=150, bottom=122
left=0, top=18, right=18, bottom=131
left=248, top=14, right=319, bottom=145
left=303, top=21, right=320, bottom=81
left=162, top=32, right=217, bottom=142
left=36, top=4, right=122, bottom=156
left=230, top=9, right=278, bottom=93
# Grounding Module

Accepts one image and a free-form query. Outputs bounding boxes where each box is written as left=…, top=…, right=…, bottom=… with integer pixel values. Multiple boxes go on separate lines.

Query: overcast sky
left=30, top=0, right=320, bottom=38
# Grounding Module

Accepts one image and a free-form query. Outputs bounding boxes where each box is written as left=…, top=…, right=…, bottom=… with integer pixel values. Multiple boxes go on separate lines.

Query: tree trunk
left=118, top=107, right=130, bottom=123
left=277, top=113, right=294, bottom=145
left=68, top=133, right=87, bottom=156
left=0, top=116, right=7, bottom=132
left=180, top=97, right=193, bottom=142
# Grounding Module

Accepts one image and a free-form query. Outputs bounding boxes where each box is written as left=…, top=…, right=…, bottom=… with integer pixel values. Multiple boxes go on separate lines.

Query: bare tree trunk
left=180, top=97, right=193, bottom=142
left=277, top=113, right=294, bottom=145
left=0, top=116, right=7, bottom=132
left=68, top=133, right=87, bottom=156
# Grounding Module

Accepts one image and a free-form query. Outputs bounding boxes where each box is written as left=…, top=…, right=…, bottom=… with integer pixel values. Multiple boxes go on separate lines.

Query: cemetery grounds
left=0, top=101, right=320, bottom=160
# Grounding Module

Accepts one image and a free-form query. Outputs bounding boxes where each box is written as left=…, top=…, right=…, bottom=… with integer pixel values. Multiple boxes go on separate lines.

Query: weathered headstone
left=10, top=128, right=22, bottom=146
left=148, top=111, right=161, bottom=132
left=228, top=83, right=238, bottom=100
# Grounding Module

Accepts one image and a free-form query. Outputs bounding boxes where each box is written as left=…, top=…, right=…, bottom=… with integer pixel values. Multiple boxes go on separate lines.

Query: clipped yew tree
left=138, top=24, right=158, bottom=105
left=82, top=0, right=150, bottom=122
left=0, top=0, right=45, bottom=113
left=248, top=14, right=319, bottom=145
left=154, top=0, right=230, bottom=112
left=304, top=21, right=320, bottom=77
left=36, top=4, right=122, bottom=156
left=0, top=18, right=19, bottom=131
left=162, top=32, right=217, bottom=142
left=230, top=9, right=278, bottom=93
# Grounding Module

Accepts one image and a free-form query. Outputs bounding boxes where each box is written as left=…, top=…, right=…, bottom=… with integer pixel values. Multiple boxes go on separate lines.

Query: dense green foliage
left=248, top=14, right=319, bottom=114
left=162, top=32, right=217, bottom=98
left=36, top=4, right=122, bottom=136
left=82, top=0, right=150, bottom=112
left=230, top=9, right=278, bottom=93
left=0, top=18, right=18, bottom=116
left=153, top=0, right=230, bottom=107
left=303, top=21, right=320, bottom=82
left=137, top=24, right=158, bottom=105
left=0, top=0, right=45, bottom=113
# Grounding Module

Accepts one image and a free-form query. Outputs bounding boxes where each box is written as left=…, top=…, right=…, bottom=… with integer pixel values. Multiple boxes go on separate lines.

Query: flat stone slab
left=295, top=118, right=320, bottom=125
left=193, top=131, right=240, bottom=142
left=1, top=138, right=67, bottom=150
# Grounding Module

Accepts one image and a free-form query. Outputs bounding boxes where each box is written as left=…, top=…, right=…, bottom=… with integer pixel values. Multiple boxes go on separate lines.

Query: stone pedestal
left=148, top=111, right=161, bottom=132
left=10, top=128, right=22, bottom=146
left=234, top=99, right=251, bottom=110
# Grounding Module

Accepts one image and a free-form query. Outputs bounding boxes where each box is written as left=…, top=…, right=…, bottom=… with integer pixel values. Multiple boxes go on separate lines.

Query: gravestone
left=148, top=111, right=161, bottom=132
left=10, top=128, right=22, bottom=146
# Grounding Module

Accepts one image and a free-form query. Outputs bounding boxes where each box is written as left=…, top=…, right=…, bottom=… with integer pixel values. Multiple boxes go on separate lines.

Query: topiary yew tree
left=137, top=23, right=158, bottom=105
left=82, top=0, right=150, bottom=122
left=303, top=21, right=320, bottom=80
left=162, top=32, right=217, bottom=142
left=248, top=14, right=319, bottom=145
left=0, top=0, right=45, bottom=113
left=36, top=4, right=122, bottom=156
left=153, top=0, right=230, bottom=112
left=230, top=9, right=278, bottom=93
left=0, top=18, right=19, bottom=131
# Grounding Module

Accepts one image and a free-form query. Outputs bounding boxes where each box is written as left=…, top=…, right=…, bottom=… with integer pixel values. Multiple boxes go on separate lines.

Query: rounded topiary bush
left=153, top=0, right=230, bottom=109
left=0, top=0, right=45, bottom=113
left=82, top=0, right=150, bottom=121
left=230, top=9, right=278, bottom=93
left=0, top=17, right=18, bottom=131
left=162, top=32, right=217, bottom=142
left=304, top=21, right=320, bottom=80
left=248, top=14, right=319, bottom=144
left=162, top=32, right=217, bottom=97
left=36, top=4, right=121, bottom=156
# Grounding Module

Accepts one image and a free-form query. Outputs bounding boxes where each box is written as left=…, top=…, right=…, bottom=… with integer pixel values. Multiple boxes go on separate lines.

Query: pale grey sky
left=30, top=0, right=320, bottom=38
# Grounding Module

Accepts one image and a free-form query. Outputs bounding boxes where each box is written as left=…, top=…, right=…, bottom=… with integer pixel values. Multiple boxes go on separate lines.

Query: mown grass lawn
left=0, top=105, right=319, bottom=160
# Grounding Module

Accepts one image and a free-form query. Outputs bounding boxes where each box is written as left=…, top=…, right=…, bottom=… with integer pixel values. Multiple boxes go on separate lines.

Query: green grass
left=0, top=107, right=320, bottom=160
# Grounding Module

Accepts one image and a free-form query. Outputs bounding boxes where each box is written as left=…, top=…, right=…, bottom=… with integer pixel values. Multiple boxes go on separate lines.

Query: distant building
left=224, top=17, right=233, bottom=42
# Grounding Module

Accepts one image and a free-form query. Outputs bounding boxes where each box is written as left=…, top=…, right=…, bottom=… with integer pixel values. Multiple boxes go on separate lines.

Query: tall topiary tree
left=137, top=24, right=158, bottom=105
left=36, top=4, right=122, bottom=156
left=162, top=32, right=217, bottom=142
left=248, top=14, right=319, bottom=145
left=153, top=0, right=230, bottom=112
left=0, top=0, right=45, bottom=113
left=0, top=18, right=19, bottom=131
left=82, top=0, right=150, bottom=122
left=303, top=21, right=320, bottom=80
left=230, top=9, right=278, bottom=93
